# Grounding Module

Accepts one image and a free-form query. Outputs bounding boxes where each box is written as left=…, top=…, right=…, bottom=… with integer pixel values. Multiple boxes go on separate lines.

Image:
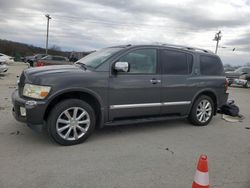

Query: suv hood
left=23, top=65, right=89, bottom=83
left=25, top=65, right=84, bottom=75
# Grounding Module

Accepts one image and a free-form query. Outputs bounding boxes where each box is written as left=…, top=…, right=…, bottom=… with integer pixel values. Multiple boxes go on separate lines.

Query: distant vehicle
left=23, top=55, right=33, bottom=62
left=224, top=67, right=235, bottom=72
left=0, top=63, right=8, bottom=73
left=25, top=54, right=47, bottom=66
left=225, top=67, right=250, bottom=88
left=69, top=51, right=93, bottom=62
left=34, top=55, right=70, bottom=67
left=0, top=53, right=14, bottom=65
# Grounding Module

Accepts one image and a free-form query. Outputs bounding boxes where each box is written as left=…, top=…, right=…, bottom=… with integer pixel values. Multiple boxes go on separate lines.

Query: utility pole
left=45, top=14, right=52, bottom=55
left=213, top=30, right=222, bottom=54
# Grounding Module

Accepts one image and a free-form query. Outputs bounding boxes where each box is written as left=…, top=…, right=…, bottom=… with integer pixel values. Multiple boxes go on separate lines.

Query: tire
left=47, top=99, right=96, bottom=145
left=28, top=61, right=34, bottom=67
left=188, top=95, right=214, bottom=126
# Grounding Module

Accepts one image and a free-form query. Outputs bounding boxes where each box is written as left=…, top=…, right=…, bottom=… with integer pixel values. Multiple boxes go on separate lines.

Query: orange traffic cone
left=192, top=155, right=209, bottom=188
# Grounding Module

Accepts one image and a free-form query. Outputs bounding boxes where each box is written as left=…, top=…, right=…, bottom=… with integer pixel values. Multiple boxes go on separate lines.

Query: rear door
left=159, top=49, right=195, bottom=116
left=108, top=48, right=161, bottom=120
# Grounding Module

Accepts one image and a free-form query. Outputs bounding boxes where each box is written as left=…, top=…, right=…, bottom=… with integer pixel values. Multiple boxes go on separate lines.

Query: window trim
left=159, top=49, right=194, bottom=76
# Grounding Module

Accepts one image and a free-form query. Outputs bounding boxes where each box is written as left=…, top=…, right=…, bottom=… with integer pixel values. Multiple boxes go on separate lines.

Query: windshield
left=235, top=67, right=244, bottom=73
left=76, top=47, right=122, bottom=69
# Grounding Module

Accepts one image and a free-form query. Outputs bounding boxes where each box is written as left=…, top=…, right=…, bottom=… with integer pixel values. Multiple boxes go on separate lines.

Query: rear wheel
left=47, top=99, right=95, bottom=145
left=188, top=95, right=214, bottom=126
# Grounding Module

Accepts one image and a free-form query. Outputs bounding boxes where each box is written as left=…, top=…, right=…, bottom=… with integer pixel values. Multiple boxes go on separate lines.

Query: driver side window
left=119, top=49, right=157, bottom=74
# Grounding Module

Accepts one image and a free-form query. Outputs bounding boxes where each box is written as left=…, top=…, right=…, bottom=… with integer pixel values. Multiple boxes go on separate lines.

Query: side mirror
left=114, top=62, right=129, bottom=72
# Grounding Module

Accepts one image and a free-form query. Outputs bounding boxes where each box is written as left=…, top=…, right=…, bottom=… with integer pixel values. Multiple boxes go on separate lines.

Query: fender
left=188, top=88, right=218, bottom=114
left=44, top=87, right=106, bottom=125
left=47, top=87, right=104, bottom=107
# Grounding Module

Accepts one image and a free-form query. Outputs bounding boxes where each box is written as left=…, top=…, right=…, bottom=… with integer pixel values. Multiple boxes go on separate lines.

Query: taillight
left=225, top=79, right=229, bottom=92
left=36, top=61, right=45, bottom=67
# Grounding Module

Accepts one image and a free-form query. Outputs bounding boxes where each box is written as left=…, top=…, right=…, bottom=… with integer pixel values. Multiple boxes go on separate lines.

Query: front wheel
left=47, top=99, right=96, bottom=145
left=188, top=95, right=214, bottom=126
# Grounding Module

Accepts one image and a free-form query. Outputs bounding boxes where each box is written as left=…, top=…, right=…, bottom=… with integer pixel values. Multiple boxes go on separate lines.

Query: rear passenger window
left=161, top=50, right=193, bottom=75
left=200, top=55, right=223, bottom=75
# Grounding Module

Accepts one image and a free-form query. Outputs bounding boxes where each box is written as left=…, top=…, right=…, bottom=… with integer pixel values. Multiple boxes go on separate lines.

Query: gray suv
left=12, top=44, right=228, bottom=145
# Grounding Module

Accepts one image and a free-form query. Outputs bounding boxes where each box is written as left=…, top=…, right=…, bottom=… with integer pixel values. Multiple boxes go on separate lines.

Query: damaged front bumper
left=12, top=89, right=47, bottom=132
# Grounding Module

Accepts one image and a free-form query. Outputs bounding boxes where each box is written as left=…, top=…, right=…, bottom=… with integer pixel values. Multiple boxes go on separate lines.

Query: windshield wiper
left=75, top=62, right=87, bottom=70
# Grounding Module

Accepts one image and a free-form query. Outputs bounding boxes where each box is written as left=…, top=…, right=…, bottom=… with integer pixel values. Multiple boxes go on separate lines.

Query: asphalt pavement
left=0, top=63, right=249, bottom=188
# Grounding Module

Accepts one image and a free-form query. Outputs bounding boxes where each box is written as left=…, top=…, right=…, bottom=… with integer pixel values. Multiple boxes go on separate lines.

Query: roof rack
left=108, top=44, right=132, bottom=48
left=161, top=43, right=214, bottom=54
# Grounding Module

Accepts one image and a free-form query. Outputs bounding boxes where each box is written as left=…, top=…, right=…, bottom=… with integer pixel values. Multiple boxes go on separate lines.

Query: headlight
left=23, top=84, right=51, bottom=99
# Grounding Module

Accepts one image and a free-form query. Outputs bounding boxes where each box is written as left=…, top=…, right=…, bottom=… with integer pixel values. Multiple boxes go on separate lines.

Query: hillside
left=0, top=39, right=90, bottom=61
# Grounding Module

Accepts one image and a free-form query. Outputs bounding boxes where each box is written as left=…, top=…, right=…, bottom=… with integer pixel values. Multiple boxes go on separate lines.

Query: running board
left=104, top=115, right=188, bottom=126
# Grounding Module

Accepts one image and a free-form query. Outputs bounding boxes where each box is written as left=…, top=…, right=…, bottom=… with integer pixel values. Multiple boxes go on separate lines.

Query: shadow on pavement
left=11, top=119, right=190, bottom=146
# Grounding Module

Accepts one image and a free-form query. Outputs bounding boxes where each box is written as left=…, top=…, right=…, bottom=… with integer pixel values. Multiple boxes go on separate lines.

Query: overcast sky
left=0, top=0, right=250, bottom=65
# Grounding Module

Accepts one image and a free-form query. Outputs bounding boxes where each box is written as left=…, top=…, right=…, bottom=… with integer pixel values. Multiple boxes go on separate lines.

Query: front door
left=108, top=48, right=161, bottom=120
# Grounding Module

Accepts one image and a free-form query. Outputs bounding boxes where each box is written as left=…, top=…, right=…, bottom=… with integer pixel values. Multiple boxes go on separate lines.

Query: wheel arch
left=189, top=89, right=218, bottom=115
left=44, top=88, right=104, bottom=128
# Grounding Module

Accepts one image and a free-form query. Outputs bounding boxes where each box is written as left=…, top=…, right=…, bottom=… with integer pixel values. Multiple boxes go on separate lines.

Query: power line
left=0, top=12, right=244, bottom=37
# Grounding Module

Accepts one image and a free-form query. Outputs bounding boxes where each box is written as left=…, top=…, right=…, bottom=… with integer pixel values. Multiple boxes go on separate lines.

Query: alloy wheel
left=56, top=107, right=90, bottom=141
left=196, top=99, right=212, bottom=123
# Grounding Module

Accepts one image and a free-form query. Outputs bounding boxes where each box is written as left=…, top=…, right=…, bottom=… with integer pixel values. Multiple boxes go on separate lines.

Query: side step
left=104, top=115, right=188, bottom=127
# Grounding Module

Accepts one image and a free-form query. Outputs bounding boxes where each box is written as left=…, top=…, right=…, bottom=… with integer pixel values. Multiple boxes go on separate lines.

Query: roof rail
left=161, top=43, right=214, bottom=54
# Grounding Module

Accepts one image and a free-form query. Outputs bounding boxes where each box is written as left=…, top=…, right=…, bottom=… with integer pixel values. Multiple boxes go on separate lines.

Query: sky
left=0, top=0, right=250, bottom=65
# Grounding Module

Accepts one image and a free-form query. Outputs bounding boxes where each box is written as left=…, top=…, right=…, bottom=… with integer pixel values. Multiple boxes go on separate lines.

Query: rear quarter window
left=200, top=55, right=223, bottom=75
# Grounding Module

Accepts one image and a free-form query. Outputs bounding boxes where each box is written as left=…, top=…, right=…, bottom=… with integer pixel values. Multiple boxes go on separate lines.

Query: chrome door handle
left=150, top=79, right=161, bottom=84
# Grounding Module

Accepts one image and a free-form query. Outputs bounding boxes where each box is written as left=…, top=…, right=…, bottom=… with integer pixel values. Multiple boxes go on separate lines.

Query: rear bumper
left=12, top=89, right=47, bottom=132
left=219, top=92, right=229, bottom=106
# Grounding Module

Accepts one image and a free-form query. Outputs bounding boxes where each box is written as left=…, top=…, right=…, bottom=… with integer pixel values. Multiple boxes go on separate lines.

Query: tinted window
left=36, top=54, right=47, bottom=59
left=119, top=49, right=157, bottom=74
left=161, top=50, right=193, bottom=75
left=53, top=56, right=65, bottom=61
left=42, top=55, right=52, bottom=60
left=200, top=55, right=223, bottom=75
